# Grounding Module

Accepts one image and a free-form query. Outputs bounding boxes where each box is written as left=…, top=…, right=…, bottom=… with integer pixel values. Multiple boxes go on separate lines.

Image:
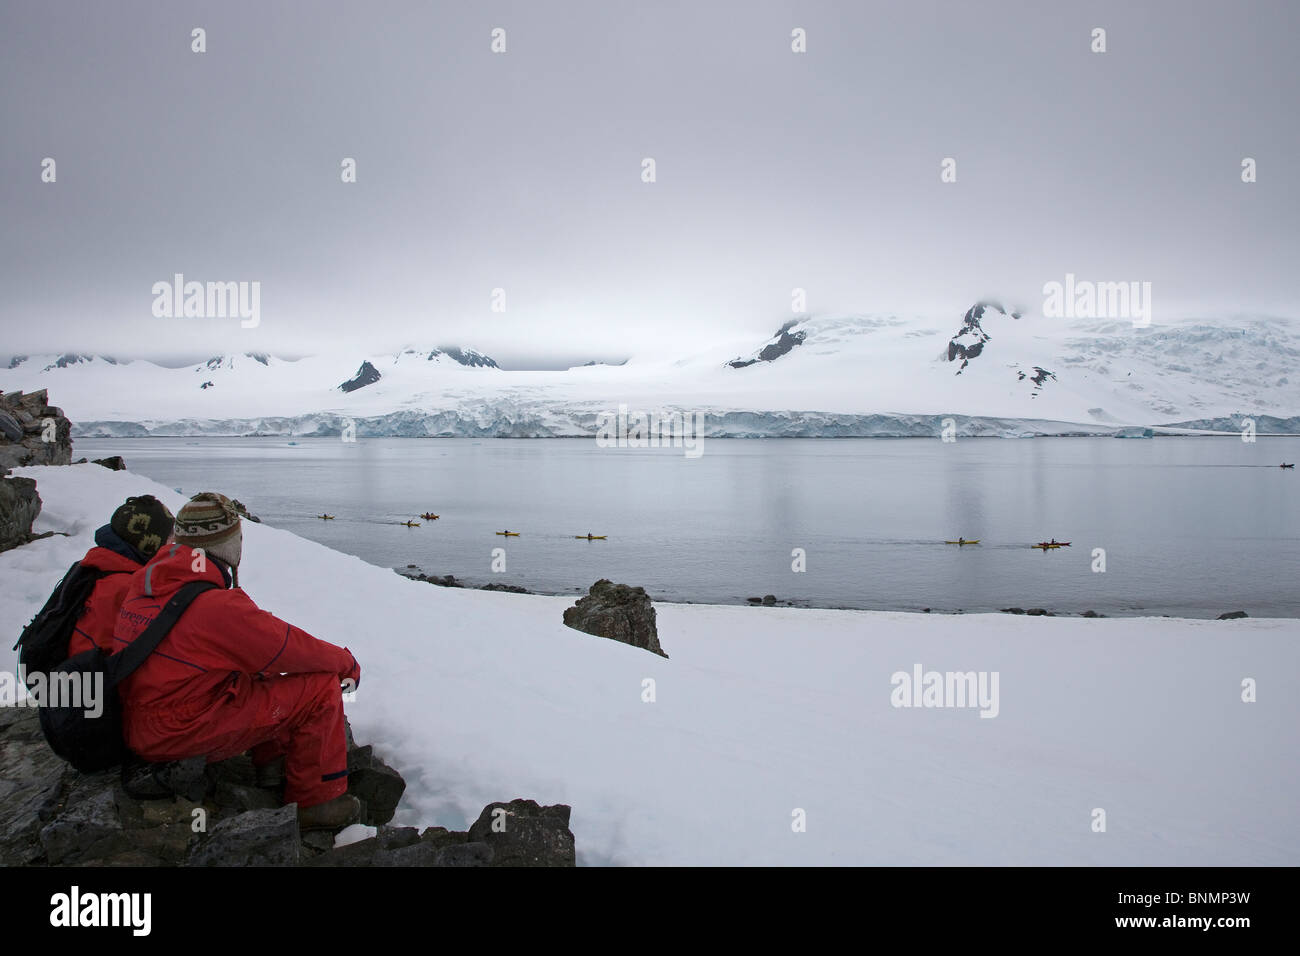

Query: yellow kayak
left=944, top=539, right=979, bottom=545
left=401, top=521, right=420, bottom=527
left=496, top=531, right=520, bottom=536
left=575, top=535, right=607, bottom=540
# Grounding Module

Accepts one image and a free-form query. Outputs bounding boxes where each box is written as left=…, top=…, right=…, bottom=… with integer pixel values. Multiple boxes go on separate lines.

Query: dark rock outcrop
left=0, top=389, right=73, bottom=471
left=400, top=568, right=533, bottom=594
left=0, top=472, right=41, bottom=553
left=92, top=455, right=127, bottom=471
left=479, top=582, right=530, bottom=594
left=433, top=347, right=499, bottom=369
left=947, top=302, right=1002, bottom=372
left=466, top=799, right=576, bottom=867
left=188, top=804, right=300, bottom=866
left=229, top=498, right=262, bottom=523
left=1217, top=610, right=1249, bottom=620
left=339, top=361, right=381, bottom=393
left=1016, top=366, right=1057, bottom=396
left=0, top=709, right=576, bottom=867
left=563, top=579, right=667, bottom=658
left=729, top=320, right=807, bottom=369
left=40, top=353, right=98, bottom=372
left=0, top=708, right=67, bottom=865
left=346, top=745, right=406, bottom=826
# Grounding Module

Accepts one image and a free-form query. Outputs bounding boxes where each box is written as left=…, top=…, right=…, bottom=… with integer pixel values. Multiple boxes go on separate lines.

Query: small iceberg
left=1113, top=426, right=1154, bottom=438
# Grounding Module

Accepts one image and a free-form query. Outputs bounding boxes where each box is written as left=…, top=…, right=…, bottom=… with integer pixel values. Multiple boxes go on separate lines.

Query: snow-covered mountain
left=4, top=305, right=1299, bottom=437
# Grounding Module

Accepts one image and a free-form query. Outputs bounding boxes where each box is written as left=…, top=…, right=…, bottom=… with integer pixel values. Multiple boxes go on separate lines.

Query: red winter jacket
left=68, top=546, right=143, bottom=657
left=113, top=543, right=360, bottom=755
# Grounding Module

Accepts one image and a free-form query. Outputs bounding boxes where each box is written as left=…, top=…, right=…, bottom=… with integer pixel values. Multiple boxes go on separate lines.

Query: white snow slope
left=3, top=464, right=1298, bottom=865
left=5, top=308, right=1299, bottom=436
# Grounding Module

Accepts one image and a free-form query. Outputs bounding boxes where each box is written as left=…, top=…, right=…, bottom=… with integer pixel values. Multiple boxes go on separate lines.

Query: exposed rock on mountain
left=729, top=319, right=807, bottom=368
left=947, top=301, right=1020, bottom=372
left=339, top=361, right=382, bottom=393
left=435, top=347, right=498, bottom=369
left=1017, top=366, right=1057, bottom=396
left=41, top=354, right=113, bottom=373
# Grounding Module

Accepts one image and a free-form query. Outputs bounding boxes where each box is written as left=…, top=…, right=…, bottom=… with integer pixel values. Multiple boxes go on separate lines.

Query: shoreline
left=395, top=566, right=1277, bottom=622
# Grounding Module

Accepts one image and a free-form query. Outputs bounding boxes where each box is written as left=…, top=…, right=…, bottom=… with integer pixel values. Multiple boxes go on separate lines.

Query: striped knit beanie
left=174, top=492, right=243, bottom=572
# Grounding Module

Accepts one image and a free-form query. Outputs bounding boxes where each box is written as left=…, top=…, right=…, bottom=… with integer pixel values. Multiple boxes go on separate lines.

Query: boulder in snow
left=564, top=579, right=667, bottom=658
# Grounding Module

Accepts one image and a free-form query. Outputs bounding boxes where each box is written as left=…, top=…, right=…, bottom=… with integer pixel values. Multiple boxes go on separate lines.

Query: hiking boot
left=253, top=756, right=286, bottom=789
left=297, top=793, right=361, bottom=831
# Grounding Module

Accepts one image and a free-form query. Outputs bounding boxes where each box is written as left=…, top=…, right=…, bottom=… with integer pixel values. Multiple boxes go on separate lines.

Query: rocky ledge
left=0, top=708, right=574, bottom=867
left=1, top=389, right=76, bottom=552
left=0, top=389, right=73, bottom=472
left=399, top=567, right=532, bottom=594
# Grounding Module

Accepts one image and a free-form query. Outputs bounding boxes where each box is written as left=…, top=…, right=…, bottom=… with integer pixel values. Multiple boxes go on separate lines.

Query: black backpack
left=12, top=561, right=115, bottom=689
left=37, top=580, right=216, bottom=773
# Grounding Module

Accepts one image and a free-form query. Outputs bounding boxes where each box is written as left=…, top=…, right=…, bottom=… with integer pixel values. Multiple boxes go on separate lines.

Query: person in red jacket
left=68, top=495, right=174, bottom=657
left=114, top=492, right=363, bottom=830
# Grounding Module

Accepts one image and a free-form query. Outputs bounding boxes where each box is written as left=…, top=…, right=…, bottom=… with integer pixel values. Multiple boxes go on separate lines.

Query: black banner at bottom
left=0, top=865, right=1282, bottom=941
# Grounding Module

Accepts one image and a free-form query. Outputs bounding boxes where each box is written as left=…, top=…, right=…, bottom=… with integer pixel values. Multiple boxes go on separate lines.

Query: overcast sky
left=1, top=0, right=1296, bottom=368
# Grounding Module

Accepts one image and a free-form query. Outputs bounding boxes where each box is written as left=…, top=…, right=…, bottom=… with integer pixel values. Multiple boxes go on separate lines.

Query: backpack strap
left=11, top=561, right=112, bottom=652
left=108, top=580, right=218, bottom=687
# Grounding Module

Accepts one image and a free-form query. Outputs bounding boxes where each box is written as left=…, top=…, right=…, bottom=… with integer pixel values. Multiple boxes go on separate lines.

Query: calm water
left=74, top=437, right=1300, bottom=618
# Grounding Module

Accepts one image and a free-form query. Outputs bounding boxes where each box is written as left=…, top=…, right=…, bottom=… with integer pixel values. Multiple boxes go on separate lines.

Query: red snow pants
left=127, top=672, right=349, bottom=808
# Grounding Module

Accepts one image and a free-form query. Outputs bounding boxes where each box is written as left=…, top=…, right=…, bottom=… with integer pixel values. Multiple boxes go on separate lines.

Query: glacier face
left=8, top=306, right=1300, bottom=438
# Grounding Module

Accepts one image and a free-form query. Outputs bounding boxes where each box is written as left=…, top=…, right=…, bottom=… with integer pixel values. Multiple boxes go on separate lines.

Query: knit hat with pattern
left=109, top=495, right=173, bottom=560
left=174, top=491, right=243, bottom=572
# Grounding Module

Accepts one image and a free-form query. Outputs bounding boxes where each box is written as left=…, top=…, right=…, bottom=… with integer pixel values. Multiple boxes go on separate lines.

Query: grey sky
left=2, top=0, right=1297, bottom=369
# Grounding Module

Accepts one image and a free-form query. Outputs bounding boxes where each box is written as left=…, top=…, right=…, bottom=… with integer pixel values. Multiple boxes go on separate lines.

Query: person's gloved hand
left=340, top=650, right=361, bottom=692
